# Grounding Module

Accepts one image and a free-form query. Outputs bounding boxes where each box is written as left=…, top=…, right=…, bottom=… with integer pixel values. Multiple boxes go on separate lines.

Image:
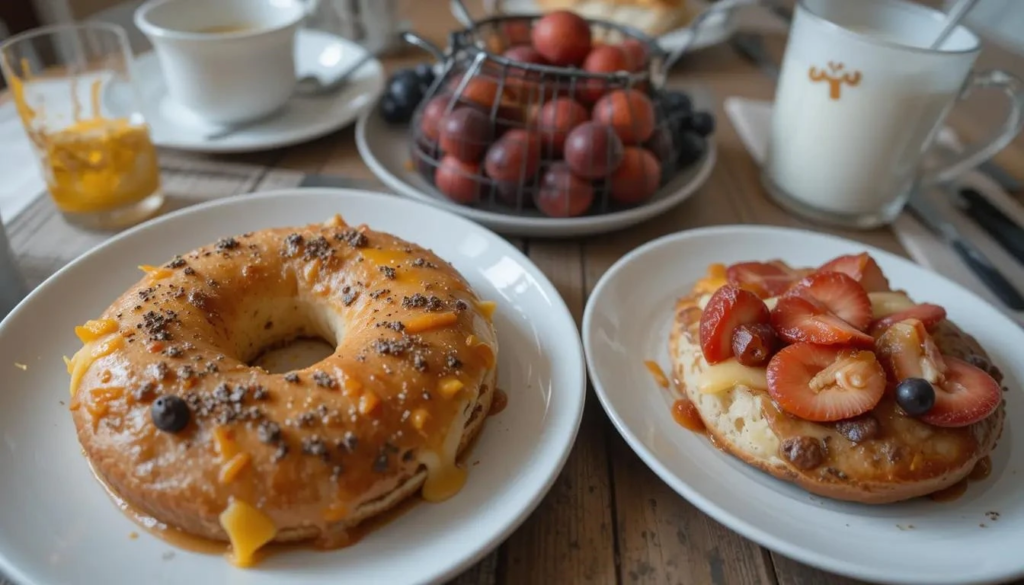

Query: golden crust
left=669, top=295, right=1005, bottom=504
left=69, top=219, right=499, bottom=542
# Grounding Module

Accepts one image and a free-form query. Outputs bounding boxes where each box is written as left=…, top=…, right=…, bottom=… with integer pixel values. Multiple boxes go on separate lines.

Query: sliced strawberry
left=869, top=303, right=947, bottom=337
left=818, top=253, right=891, bottom=293
left=921, top=357, right=1002, bottom=427
left=875, top=319, right=947, bottom=383
left=699, top=285, right=770, bottom=364
left=788, top=271, right=872, bottom=330
left=725, top=261, right=802, bottom=298
left=770, top=296, right=874, bottom=347
left=767, top=343, right=886, bottom=422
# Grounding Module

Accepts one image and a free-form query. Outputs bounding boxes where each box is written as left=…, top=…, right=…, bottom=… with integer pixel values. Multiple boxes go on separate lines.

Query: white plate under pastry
left=0, top=189, right=585, bottom=585
left=105, top=30, right=384, bottom=154
left=355, top=100, right=716, bottom=238
left=583, top=225, right=1024, bottom=585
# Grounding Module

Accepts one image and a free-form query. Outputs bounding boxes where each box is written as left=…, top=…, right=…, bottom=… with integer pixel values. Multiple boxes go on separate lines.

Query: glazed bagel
left=670, top=293, right=1005, bottom=505
left=67, top=216, right=498, bottom=563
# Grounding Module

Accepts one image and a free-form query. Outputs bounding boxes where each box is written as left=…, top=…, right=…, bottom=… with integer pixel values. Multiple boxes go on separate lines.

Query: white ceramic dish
left=582, top=225, right=1024, bottom=585
left=355, top=105, right=715, bottom=238
left=0, top=189, right=586, bottom=585
left=106, top=30, right=384, bottom=153
left=487, top=0, right=738, bottom=55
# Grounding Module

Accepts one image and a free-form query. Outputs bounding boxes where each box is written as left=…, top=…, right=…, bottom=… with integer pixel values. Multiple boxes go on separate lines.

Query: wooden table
left=9, top=1, right=1024, bottom=583
left=238, top=2, right=1024, bottom=584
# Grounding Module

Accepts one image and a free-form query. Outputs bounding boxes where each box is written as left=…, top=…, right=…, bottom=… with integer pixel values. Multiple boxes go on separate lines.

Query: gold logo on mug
left=808, top=62, right=862, bottom=100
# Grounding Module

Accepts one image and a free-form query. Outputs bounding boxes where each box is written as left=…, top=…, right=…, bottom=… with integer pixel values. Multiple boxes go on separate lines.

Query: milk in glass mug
left=763, top=0, right=1024, bottom=229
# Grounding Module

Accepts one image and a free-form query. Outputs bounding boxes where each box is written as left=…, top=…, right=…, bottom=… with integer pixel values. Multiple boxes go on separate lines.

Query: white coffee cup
left=763, top=0, right=1024, bottom=229
left=135, top=0, right=316, bottom=125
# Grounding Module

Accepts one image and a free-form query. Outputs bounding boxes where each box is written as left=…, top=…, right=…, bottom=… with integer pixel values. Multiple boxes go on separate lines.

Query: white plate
left=355, top=105, right=716, bottom=238
left=582, top=225, right=1024, bottom=585
left=0, top=189, right=586, bottom=585
left=489, top=0, right=738, bottom=55
left=106, top=30, right=384, bottom=154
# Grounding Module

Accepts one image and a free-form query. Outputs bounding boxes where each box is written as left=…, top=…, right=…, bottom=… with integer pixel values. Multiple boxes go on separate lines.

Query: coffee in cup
left=135, top=0, right=316, bottom=126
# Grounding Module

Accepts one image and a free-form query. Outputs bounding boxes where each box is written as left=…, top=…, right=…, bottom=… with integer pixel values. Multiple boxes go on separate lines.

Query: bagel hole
left=251, top=338, right=336, bottom=373
left=242, top=298, right=342, bottom=373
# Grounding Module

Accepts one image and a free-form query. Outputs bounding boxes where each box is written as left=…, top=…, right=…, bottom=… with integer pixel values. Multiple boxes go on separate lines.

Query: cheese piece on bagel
left=669, top=289, right=1005, bottom=505
left=67, top=216, right=498, bottom=563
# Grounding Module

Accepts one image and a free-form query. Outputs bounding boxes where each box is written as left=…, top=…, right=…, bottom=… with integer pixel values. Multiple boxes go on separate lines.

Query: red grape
left=484, top=129, right=542, bottom=183
left=619, top=39, right=648, bottom=71
left=563, top=122, right=624, bottom=179
left=419, top=95, right=451, bottom=143
left=580, top=45, right=631, bottom=103
left=531, top=11, right=592, bottom=67
left=435, top=156, right=483, bottom=204
left=535, top=163, right=594, bottom=217
left=593, top=89, right=656, bottom=145
left=536, top=98, right=589, bottom=155
left=439, top=108, right=493, bottom=163
left=609, top=147, right=661, bottom=204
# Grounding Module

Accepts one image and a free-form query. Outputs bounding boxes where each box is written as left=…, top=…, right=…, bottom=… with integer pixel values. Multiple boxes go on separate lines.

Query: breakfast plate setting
left=583, top=225, right=1024, bottom=585
left=4, top=0, right=1024, bottom=582
left=0, top=190, right=586, bottom=584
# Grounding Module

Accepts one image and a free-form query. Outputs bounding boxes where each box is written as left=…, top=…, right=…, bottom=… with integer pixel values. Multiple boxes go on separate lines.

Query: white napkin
left=724, top=96, right=1024, bottom=321
left=0, top=102, right=45, bottom=225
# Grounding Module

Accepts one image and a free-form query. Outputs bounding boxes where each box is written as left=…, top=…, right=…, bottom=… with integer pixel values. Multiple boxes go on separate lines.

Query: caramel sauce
left=969, top=456, right=992, bottom=481
left=489, top=388, right=508, bottom=416
left=88, top=459, right=227, bottom=555
left=644, top=360, right=670, bottom=389
left=929, top=457, right=994, bottom=502
left=671, top=398, right=706, bottom=433
left=929, top=478, right=969, bottom=502
left=89, top=453, right=422, bottom=558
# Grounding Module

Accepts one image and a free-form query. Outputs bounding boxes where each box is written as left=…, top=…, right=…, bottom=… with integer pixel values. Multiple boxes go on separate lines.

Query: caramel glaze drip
left=671, top=398, right=706, bottom=433
left=68, top=218, right=498, bottom=545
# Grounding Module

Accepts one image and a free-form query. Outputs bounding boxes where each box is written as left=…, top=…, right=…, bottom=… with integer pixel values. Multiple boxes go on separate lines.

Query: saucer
left=106, top=30, right=384, bottom=154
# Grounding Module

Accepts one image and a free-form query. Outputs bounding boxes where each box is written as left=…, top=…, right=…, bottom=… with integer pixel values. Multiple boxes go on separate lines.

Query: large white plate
left=582, top=225, right=1024, bottom=585
left=106, top=30, right=384, bottom=153
left=0, top=189, right=585, bottom=585
left=355, top=103, right=716, bottom=238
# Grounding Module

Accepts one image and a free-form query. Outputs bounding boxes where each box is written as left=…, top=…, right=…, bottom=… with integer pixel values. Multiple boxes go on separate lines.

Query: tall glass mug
left=763, top=0, right=1024, bottom=229
left=0, top=23, right=163, bottom=231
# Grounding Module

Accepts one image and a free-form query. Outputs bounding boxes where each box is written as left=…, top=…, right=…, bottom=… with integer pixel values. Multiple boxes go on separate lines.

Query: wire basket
left=405, top=11, right=707, bottom=219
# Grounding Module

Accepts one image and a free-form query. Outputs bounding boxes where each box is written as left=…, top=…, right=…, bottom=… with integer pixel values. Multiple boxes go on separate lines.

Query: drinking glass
left=763, top=0, right=1024, bottom=229
left=0, top=23, right=164, bottom=231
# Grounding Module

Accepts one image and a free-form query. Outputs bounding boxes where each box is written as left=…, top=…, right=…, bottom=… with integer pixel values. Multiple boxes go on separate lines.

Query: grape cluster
left=379, top=64, right=436, bottom=125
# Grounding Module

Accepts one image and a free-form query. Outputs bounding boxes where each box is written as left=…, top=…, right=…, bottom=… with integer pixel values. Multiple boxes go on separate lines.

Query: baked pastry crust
left=669, top=293, right=1004, bottom=504
left=68, top=216, right=499, bottom=546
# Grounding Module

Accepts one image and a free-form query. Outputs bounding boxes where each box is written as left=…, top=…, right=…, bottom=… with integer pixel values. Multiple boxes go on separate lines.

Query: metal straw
left=930, top=0, right=980, bottom=49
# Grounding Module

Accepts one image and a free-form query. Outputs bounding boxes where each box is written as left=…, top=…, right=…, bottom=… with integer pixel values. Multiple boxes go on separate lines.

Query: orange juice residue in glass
left=11, top=70, right=160, bottom=214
